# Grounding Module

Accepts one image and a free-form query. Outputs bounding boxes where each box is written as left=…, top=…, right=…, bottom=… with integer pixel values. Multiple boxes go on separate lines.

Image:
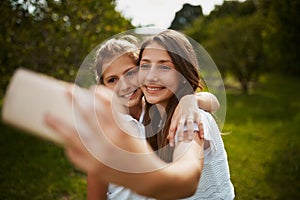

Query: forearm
left=196, top=92, right=220, bottom=113
left=87, top=173, right=108, bottom=200
left=155, top=141, right=203, bottom=199
left=146, top=134, right=204, bottom=199
left=94, top=140, right=203, bottom=199
left=56, top=119, right=203, bottom=199
left=49, top=85, right=203, bottom=199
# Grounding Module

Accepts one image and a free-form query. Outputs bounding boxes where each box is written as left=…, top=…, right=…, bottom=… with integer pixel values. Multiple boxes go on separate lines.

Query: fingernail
left=170, top=141, right=174, bottom=147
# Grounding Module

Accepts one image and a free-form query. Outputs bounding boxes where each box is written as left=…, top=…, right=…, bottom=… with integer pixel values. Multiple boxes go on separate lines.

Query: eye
left=140, top=64, right=151, bottom=70
left=158, top=64, right=171, bottom=71
left=125, top=67, right=138, bottom=77
left=107, top=77, right=118, bottom=84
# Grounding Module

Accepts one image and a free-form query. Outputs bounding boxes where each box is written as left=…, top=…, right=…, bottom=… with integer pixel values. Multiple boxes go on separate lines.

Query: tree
left=210, top=0, right=257, bottom=18
left=201, top=15, right=264, bottom=93
left=169, top=3, right=203, bottom=30
left=259, top=0, right=300, bottom=75
left=0, top=0, right=133, bottom=99
left=184, top=0, right=265, bottom=93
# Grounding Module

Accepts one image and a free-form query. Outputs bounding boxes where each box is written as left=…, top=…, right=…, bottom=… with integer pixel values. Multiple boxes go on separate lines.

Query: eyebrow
left=141, top=58, right=173, bottom=64
left=103, top=75, right=117, bottom=81
left=104, top=66, right=137, bottom=79
left=125, top=66, right=137, bottom=72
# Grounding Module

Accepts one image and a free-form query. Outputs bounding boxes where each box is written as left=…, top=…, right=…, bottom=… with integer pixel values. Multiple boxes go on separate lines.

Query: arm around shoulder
left=196, top=92, right=220, bottom=113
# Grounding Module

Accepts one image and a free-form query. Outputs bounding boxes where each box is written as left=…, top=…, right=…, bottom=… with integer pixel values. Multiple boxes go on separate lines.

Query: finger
left=186, top=114, right=194, bottom=140
left=92, top=86, right=131, bottom=148
left=71, top=87, right=101, bottom=135
left=66, top=148, right=104, bottom=175
left=92, top=85, right=117, bottom=124
left=197, top=121, right=204, bottom=140
left=194, top=112, right=204, bottom=140
left=44, top=113, right=81, bottom=147
left=65, top=84, right=76, bottom=102
left=169, top=136, right=175, bottom=147
left=168, top=130, right=176, bottom=147
left=177, top=117, right=185, bottom=142
left=169, top=118, right=178, bottom=139
left=93, top=84, right=113, bottom=102
left=167, top=131, right=175, bottom=147
left=170, top=102, right=183, bottom=142
left=168, top=118, right=179, bottom=147
left=47, top=109, right=108, bottom=167
left=72, top=86, right=93, bottom=114
left=65, top=148, right=90, bottom=173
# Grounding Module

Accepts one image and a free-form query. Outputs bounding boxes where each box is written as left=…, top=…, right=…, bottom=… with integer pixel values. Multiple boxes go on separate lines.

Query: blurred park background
left=0, top=0, right=299, bottom=199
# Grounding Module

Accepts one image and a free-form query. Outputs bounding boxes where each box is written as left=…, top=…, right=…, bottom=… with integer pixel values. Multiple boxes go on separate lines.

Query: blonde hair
left=95, top=35, right=140, bottom=84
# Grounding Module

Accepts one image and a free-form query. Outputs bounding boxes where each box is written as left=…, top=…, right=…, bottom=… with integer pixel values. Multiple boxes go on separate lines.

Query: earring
left=182, top=80, right=187, bottom=84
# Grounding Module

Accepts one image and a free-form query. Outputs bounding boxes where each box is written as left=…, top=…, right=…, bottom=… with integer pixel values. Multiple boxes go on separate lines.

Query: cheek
left=138, top=71, right=147, bottom=84
left=114, top=80, right=128, bottom=94
left=129, top=75, right=139, bottom=87
left=165, top=72, right=180, bottom=90
left=103, top=83, right=116, bottom=91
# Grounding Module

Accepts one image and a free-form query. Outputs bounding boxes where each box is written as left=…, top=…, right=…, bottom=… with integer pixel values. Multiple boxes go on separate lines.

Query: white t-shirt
left=108, top=109, right=234, bottom=200
left=181, top=110, right=235, bottom=200
left=107, top=109, right=153, bottom=200
left=108, top=183, right=151, bottom=200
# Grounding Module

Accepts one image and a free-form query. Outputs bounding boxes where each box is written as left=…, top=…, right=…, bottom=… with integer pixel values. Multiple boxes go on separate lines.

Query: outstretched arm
left=44, top=84, right=204, bottom=199
left=87, top=174, right=108, bottom=200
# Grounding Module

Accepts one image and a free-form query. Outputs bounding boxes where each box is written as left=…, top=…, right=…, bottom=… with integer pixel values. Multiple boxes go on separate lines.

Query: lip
left=119, top=89, right=138, bottom=99
left=143, top=85, right=165, bottom=94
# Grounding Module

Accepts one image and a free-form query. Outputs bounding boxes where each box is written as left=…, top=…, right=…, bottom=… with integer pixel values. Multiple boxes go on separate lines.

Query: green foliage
left=184, top=0, right=264, bottom=93
left=259, top=0, right=300, bottom=75
left=213, top=14, right=264, bottom=93
left=210, top=0, right=257, bottom=17
left=0, top=0, right=133, bottom=99
left=182, top=0, right=300, bottom=93
left=185, top=3, right=264, bottom=93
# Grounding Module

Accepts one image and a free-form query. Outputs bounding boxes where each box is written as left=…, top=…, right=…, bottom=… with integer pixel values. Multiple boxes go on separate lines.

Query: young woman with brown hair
left=45, top=29, right=233, bottom=199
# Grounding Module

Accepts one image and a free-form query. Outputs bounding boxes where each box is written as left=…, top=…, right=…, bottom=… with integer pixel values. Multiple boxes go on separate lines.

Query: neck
left=129, top=101, right=143, bottom=120
left=156, top=104, right=167, bottom=117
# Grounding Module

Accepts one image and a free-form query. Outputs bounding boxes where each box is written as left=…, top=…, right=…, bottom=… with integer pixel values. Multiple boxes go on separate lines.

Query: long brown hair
left=138, top=29, right=203, bottom=162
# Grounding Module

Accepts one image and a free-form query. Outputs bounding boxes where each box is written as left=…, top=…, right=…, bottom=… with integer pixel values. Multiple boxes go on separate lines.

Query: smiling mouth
left=121, top=89, right=137, bottom=98
left=144, top=86, right=165, bottom=92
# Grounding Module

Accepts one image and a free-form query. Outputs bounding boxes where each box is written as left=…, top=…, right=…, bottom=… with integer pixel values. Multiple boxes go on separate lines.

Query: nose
left=146, top=64, right=159, bottom=82
left=118, top=77, right=132, bottom=93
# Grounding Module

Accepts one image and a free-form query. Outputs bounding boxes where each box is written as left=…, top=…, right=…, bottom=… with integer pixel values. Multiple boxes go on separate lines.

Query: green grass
left=0, top=125, right=87, bottom=199
left=0, top=73, right=299, bottom=199
left=222, top=73, right=300, bottom=199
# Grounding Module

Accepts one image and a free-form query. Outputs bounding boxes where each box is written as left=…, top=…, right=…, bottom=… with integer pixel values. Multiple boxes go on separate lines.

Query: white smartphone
left=1, top=68, right=75, bottom=144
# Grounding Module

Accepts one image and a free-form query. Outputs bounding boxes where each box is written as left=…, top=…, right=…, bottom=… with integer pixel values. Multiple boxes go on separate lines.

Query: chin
left=126, top=100, right=137, bottom=108
left=145, top=99, right=159, bottom=105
